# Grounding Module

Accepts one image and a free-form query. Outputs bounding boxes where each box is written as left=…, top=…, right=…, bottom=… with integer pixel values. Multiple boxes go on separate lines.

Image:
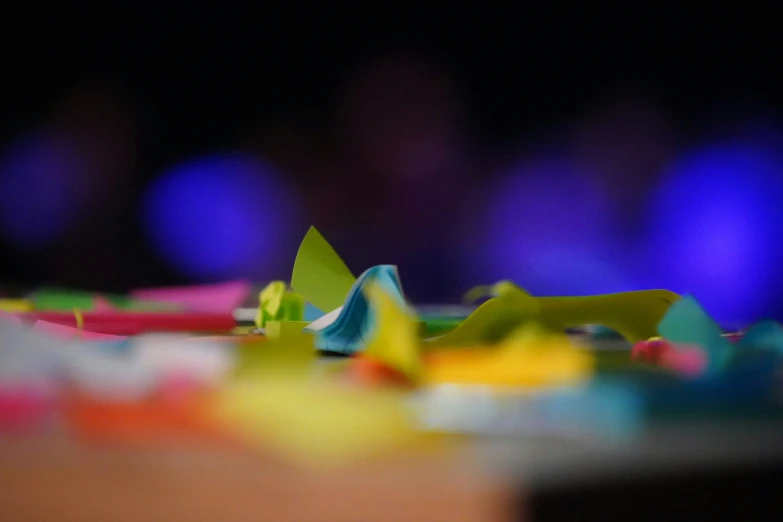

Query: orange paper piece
left=350, top=355, right=412, bottom=387
left=64, top=392, right=237, bottom=448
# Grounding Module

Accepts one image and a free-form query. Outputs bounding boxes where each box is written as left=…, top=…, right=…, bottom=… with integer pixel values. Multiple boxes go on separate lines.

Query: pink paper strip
left=0, top=311, right=22, bottom=325
left=661, top=344, right=707, bottom=377
left=33, top=320, right=127, bottom=341
left=0, top=388, right=55, bottom=432
left=130, top=280, right=251, bottom=312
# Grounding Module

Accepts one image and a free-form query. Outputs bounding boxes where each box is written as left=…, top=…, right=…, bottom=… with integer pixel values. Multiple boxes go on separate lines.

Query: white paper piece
left=63, top=346, right=157, bottom=401
left=233, top=307, right=258, bottom=322
left=304, top=306, right=343, bottom=332
left=133, top=334, right=235, bottom=386
left=1, top=321, right=63, bottom=391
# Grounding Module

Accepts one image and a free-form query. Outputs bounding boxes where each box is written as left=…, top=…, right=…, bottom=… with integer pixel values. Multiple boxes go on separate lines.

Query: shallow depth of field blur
left=2, top=8, right=782, bottom=326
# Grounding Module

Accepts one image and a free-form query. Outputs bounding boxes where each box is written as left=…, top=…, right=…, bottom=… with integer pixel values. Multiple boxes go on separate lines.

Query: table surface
left=3, top=338, right=783, bottom=521
left=0, top=434, right=512, bottom=522
left=3, top=414, right=783, bottom=521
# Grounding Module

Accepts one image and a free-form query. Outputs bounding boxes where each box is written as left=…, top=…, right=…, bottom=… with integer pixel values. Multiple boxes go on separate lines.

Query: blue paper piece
left=305, top=265, right=406, bottom=354
left=740, top=320, right=783, bottom=355
left=657, top=295, right=733, bottom=373
left=540, top=381, right=645, bottom=440
left=303, top=302, right=325, bottom=322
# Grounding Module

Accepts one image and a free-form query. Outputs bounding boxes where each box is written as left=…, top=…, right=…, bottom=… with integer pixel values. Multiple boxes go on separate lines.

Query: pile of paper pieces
left=2, top=226, right=783, bottom=467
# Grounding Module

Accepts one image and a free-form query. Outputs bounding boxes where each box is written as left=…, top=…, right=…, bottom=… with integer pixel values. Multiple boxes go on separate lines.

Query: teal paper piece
left=541, top=380, right=645, bottom=440
left=590, top=325, right=622, bottom=338
left=741, top=320, right=783, bottom=355
left=305, top=265, right=406, bottom=354
left=657, top=295, right=733, bottom=373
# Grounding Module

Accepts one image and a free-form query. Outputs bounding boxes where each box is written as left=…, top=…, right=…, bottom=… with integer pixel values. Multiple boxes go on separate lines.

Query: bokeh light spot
left=143, top=154, right=299, bottom=280
left=473, top=158, right=628, bottom=295
left=0, top=131, right=85, bottom=249
left=649, top=142, right=783, bottom=323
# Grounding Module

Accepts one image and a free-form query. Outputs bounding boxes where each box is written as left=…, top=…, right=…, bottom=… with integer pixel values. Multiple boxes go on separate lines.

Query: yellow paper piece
left=427, top=292, right=540, bottom=347
left=500, top=321, right=556, bottom=345
left=425, top=324, right=593, bottom=387
left=256, top=281, right=286, bottom=328
left=290, top=226, right=356, bottom=314
left=534, top=290, right=680, bottom=343
left=265, top=321, right=313, bottom=341
left=212, top=378, right=419, bottom=467
left=462, top=285, right=493, bottom=303
left=0, top=299, right=32, bottom=313
left=232, top=333, right=316, bottom=381
left=232, top=326, right=256, bottom=335
left=446, top=282, right=680, bottom=345
left=363, top=284, right=423, bottom=383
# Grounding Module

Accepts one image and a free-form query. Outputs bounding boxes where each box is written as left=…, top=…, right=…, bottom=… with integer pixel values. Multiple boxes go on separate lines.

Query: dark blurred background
left=1, top=6, right=782, bottom=324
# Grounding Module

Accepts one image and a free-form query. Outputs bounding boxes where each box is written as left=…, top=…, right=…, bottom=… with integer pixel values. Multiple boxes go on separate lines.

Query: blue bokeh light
left=0, top=131, right=85, bottom=249
left=473, top=158, right=630, bottom=295
left=143, top=154, right=299, bottom=280
left=649, top=142, right=783, bottom=323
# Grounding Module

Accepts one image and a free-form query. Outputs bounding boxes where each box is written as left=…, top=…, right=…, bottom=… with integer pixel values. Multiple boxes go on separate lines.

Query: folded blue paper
left=303, top=302, right=325, bottom=322
left=304, top=265, right=407, bottom=354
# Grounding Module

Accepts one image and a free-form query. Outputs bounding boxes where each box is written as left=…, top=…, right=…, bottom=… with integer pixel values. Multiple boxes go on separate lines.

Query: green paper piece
left=256, top=281, right=306, bottom=328
left=31, top=288, right=180, bottom=312
left=32, top=289, right=95, bottom=310
left=420, top=316, right=465, bottom=337
left=281, top=293, right=305, bottom=321
left=290, top=226, right=356, bottom=313
left=102, top=294, right=181, bottom=311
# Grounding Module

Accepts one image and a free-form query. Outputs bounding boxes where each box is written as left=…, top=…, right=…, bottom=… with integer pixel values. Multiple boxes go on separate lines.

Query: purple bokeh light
left=649, top=142, right=783, bottom=323
left=142, top=153, right=300, bottom=280
left=0, top=131, right=86, bottom=249
left=472, top=158, right=631, bottom=295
